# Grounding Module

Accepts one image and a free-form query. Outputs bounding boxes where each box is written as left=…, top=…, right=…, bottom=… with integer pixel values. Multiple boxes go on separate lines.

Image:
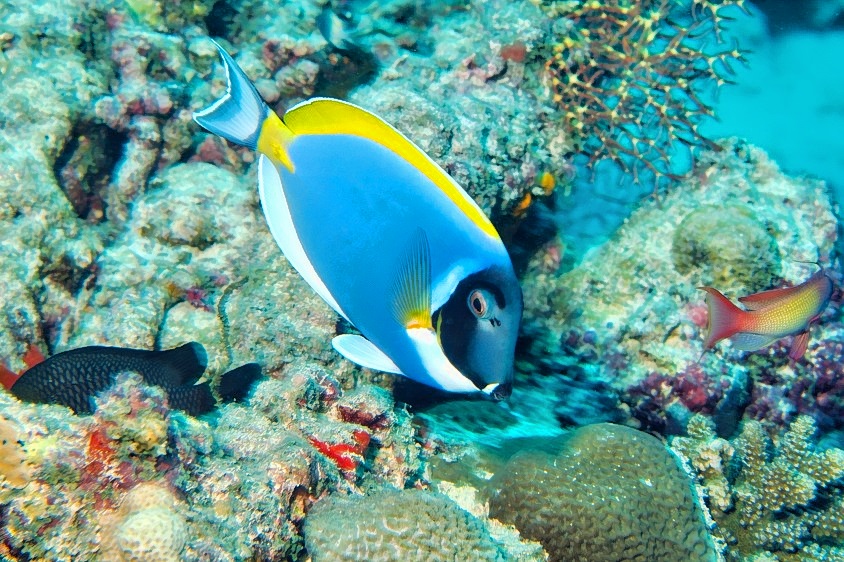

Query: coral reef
left=0, top=0, right=841, bottom=560
left=0, top=362, right=429, bottom=560
left=672, top=414, right=844, bottom=560
left=520, top=141, right=839, bottom=435
left=304, top=488, right=510, bottom=561
left=672, top=203, right=781, bottom=293
left=488, top=423, right=719, bottom=561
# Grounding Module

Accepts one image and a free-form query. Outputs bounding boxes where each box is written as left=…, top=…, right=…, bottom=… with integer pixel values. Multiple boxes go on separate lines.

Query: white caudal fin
left=193, top=40, right=269, bottom=150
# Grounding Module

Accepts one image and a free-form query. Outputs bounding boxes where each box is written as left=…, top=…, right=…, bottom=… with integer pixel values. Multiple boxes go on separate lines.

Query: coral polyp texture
left=488, top=423, right=719, bottom=561
left=672, top=415, right=844, bottom=560
left=99, top=482, right=188, bottom=562
left=304, top=488, right=510, bottom=562
left=539, top=0, right=746, bottom=191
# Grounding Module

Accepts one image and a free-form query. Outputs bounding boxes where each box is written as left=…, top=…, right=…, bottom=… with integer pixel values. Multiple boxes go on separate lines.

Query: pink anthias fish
left=699, top=269, right=836, bottom=360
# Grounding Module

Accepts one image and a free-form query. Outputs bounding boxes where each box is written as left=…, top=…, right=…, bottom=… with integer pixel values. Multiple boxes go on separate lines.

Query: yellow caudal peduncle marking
left=282, top=99, right=500, bottom=240
left=257, top=112, right=296, bottom=172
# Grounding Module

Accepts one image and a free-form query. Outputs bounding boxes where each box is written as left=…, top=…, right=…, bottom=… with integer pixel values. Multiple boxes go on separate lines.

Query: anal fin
left=332, top=334, right=403, bottom=375
left=788, top=331, right=810, bottom=361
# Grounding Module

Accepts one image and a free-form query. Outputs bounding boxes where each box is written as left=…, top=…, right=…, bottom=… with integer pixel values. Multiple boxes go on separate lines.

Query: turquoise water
left=0, top=1, right=842, bottom=560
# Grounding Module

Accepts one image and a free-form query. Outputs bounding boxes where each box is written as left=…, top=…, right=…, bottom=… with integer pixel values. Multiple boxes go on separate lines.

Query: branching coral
left=672, top=415, right=844, bottom=559
left=539, top=0, right=746, bottom=193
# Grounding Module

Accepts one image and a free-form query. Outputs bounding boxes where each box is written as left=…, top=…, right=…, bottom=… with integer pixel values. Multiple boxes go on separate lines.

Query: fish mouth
left=481, top=382, right=512, bottom=401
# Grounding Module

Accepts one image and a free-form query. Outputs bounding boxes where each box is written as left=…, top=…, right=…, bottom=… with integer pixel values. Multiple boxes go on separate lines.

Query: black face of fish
left=8, top=343, right=261, bottom=416
left=435, top=266, right=523, bottom=399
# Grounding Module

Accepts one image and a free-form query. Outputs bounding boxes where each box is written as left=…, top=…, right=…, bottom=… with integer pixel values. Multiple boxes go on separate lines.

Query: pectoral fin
left=390, top=228, right=432, bottom=329
left=332, top=334, right=403, bottom=375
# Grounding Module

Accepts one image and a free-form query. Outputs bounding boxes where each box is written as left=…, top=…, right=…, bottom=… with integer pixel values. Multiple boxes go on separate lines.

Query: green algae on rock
left=488, top=423, right=720, bottom=562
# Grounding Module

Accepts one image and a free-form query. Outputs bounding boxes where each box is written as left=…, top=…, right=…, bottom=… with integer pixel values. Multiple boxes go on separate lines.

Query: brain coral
left=671, top=203, right=780, bottom=294
left=100, top=482, right=188, bottom=562
left=304, top=488, right=508, bottom=561
left=488, top=423, right=718, bottom=561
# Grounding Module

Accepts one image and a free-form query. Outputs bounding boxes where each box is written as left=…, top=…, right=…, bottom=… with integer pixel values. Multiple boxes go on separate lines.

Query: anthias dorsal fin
left=390, top=228, right=432, bottom=330
left=282, top=98, right=499, bottom=240
left=738, top=285, right=801, bottom=310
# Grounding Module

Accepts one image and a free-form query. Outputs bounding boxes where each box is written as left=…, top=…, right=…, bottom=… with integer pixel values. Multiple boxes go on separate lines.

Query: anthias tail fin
left=390, top=228, right=432, bottom=329
left=218, top=363, right=262, bottom=403
left=699, top=287, right=746, bottom=349
left=332, top=334, right=403, bottom=375
left=193, top=41, right=269, bottom=150
left=151, top=342, right=208, bottom=386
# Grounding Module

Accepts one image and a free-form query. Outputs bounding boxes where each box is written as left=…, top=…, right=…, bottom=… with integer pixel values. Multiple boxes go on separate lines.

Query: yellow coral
left=0, top=414, right=30, bottom=490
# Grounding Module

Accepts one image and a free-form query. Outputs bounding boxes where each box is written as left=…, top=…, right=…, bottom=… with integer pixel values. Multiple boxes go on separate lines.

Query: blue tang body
left=194, top=43, right=522, bottom=398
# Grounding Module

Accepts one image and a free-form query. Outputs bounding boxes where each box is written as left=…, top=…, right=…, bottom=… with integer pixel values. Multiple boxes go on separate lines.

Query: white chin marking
left=407, top=327, right=478, bottom=393
left=481, top=383, right=498, bottom=395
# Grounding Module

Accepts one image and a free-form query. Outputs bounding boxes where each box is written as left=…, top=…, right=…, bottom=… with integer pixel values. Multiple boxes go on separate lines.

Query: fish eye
left=467, top=289, right=494, bottom=319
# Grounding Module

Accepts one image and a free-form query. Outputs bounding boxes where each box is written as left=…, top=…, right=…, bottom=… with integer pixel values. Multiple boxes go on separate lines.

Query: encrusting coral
left=487, top=423, right=719, bottom=561
left=672, top=414, right=844, bottom=559
left=303, top=488, right=510, bottom=561
left=0, top=415, right=30, bottom=491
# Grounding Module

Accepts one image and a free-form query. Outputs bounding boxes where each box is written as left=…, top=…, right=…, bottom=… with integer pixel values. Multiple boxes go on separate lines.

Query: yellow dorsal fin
left=282, top=98, right=499, bottom=240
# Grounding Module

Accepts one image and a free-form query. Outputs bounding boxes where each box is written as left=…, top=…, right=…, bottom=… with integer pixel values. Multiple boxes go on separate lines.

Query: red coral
left=185, top=286, right=212, bottom=311
left=627, top=363, right=726, bottom=432
left=308, top=430, right=371, bottom=474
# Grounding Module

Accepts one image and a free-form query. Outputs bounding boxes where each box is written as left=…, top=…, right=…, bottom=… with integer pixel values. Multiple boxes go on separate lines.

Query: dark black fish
left=6, top=342, right=261, bottom=416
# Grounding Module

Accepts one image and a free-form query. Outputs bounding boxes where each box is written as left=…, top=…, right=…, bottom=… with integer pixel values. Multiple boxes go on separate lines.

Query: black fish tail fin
left=218, top=363, right=262, bottom=404
left=151, top=342, right=208, bottom=386
left=166, top=382, right=216, bottom=417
